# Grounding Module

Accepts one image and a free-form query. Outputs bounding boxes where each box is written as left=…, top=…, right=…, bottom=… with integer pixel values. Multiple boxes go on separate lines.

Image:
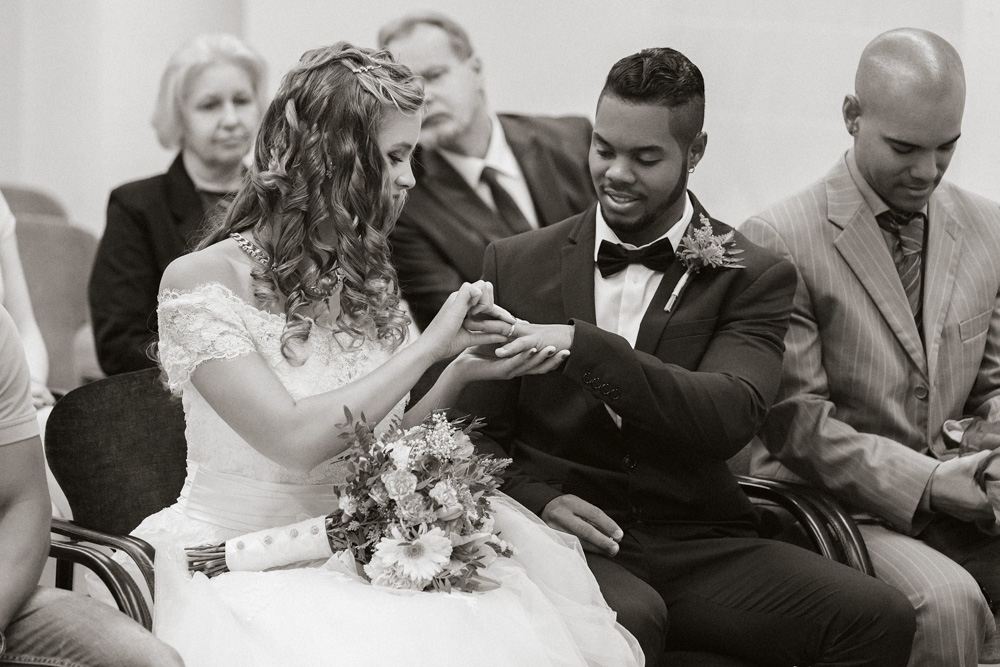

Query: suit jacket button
left=583, top=372, right=593, bottom=383
left=609, top=389, right=620, bottom=400
left=914, top=386, right=928, bottom=400
left=622, top=454, right=636, bottom=470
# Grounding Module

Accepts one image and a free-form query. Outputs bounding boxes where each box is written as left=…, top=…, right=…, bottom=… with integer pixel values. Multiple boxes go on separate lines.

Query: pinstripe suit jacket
left=741, top=152, right=1000, bottom=534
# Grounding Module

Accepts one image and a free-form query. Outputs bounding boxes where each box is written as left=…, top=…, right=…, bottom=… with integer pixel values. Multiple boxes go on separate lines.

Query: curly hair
left=199, top=42, right=423, bottom=362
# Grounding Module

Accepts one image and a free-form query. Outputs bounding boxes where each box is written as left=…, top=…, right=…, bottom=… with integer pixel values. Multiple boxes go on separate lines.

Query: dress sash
left=177, top=462, right=338, bottom=533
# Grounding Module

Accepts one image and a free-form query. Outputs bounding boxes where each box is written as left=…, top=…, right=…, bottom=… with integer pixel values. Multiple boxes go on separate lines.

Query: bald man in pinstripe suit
left=742, top=28, right=1000, bottom=666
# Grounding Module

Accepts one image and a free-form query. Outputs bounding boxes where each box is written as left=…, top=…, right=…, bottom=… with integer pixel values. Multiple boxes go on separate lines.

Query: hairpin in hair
left=351, top=63, right=382, bottom=74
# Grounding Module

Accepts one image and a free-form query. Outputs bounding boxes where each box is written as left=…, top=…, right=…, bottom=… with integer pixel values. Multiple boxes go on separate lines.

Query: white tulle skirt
left=134, top=494, right=643, bottom=667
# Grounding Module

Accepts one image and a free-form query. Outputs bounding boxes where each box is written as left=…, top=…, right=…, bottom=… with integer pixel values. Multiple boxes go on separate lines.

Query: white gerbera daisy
left=374, top=526, right=452, bottom=582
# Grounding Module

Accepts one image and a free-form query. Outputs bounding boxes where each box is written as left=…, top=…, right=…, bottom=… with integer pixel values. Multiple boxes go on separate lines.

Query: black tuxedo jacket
left=455, top=197, right=797, bottom=531
left=89, top=153, right=208, bottom=375
left=390, top=113, right=595, bottom=331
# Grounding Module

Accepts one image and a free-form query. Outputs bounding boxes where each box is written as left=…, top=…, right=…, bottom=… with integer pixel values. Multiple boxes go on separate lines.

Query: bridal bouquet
left=186, top=410, right=515, bottom=593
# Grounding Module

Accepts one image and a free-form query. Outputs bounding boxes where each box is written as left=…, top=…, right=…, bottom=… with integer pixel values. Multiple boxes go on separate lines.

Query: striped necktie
left=481, top=166, right=531, bottom=234
left=876, top=209, right=925, bottom=325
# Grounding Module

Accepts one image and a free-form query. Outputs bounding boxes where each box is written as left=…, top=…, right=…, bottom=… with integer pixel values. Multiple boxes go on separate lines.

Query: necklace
left=230, top=232, right=271, bottom=268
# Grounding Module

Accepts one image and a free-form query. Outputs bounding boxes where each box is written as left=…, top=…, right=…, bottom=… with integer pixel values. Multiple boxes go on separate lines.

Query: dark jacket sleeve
left=89, top=187, right=165, bottom=375
left=564, top=254, right=796, bottom=462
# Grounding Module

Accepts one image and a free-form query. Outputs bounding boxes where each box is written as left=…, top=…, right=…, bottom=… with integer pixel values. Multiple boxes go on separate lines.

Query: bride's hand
left=418, top=281, right=510, bottom=361
left=462, top=281, right=515, bottom=333
left=491, top=321, right=574, bottom=360
left=451, top=342, right=569, bottom=382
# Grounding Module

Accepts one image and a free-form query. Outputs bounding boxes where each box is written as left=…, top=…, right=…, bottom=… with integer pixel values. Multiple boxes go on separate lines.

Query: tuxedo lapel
left=503, top=117, right=572, bottom=227
left=415, top=149, right=511, bottom=242
left=634, top=194, right=712, bottom=353
left=561, top=206, right=598, bottom=324
left=922, top=191, right=963, bottom=383
left=634, top=261, right=686, bottom=353
left=827, top=162, right=926, bottom=373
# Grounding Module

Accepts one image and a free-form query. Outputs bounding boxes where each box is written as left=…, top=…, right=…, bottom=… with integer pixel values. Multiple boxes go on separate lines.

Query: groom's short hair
left=601, top=47, right=705, bottom=147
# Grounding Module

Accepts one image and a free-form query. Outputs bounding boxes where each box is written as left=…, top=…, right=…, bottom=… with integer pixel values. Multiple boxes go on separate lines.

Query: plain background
left=1, top=0, right=997, bottom=235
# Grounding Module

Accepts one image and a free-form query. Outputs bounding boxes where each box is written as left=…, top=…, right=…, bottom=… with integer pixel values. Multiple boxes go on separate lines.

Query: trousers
left=589, top=523, right=916, bottom=667
left=1, top=586, right=182, bottom=667
left=859, top=518, right=999, bottom=667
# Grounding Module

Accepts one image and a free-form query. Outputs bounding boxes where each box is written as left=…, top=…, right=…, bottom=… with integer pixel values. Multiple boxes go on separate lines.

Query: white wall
left=2, top=0, right=998, bottom=233
left=0, top=0, right=243, bottom=233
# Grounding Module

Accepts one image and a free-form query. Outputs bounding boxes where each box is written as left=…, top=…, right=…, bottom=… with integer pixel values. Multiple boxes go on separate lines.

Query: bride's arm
left=162, top=256, right=507, bottom=473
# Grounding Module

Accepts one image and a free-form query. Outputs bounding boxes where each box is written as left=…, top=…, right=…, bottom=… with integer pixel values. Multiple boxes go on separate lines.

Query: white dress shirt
left=437, top=115, right=540, bottom=229
left=594, top=192, right=694, bottom=348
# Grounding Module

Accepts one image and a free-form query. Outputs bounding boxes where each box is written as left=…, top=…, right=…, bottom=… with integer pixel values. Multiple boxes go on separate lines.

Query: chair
left=729, top=444, right=874, bottom=575
left=46, top=367, right=187, bottom=629
left=0, top=183, right=68, bottom=219
left=16, top=216, right=100, bottom=394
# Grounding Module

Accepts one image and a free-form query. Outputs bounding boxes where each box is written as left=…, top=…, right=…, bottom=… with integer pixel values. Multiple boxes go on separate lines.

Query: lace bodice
left=157, top=283, right=406, bottom=485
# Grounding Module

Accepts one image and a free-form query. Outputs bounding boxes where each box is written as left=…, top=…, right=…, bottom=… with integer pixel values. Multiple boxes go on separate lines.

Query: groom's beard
left=601, top=172, right=689, bottom=241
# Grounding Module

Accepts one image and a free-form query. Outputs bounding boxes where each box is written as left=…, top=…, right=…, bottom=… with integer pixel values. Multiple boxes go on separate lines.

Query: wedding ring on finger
left=506, top=320, right=519, bottom=339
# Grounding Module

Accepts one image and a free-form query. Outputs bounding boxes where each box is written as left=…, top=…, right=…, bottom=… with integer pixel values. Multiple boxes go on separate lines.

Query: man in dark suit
left=456, top=47, right=915, bottom=666
left=378, top=13, right=594, bottom=331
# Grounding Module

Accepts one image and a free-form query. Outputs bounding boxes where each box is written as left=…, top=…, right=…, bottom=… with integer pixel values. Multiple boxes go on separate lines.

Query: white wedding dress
left=131, top=282, right=642, bottom=667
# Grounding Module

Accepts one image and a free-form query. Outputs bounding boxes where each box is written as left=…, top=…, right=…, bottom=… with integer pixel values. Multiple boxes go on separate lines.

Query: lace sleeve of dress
left=157, top=284, right=256, bottom=394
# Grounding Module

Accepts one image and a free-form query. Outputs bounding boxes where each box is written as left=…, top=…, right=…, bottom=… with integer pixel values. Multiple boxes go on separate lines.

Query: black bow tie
left=597, top=238, right=676, bottom=278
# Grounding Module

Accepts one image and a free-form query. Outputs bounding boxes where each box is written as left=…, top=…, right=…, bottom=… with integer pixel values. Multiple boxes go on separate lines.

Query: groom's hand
left=541, top=494, right=623, bottom=557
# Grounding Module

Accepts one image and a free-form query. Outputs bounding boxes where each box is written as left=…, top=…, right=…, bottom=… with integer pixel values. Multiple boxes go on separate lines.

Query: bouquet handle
left=188, top=516, right=333, bottom=577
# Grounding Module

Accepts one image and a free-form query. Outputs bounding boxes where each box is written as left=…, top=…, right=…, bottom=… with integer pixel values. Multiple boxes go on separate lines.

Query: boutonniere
left=665, top=214, right=746, bottom=312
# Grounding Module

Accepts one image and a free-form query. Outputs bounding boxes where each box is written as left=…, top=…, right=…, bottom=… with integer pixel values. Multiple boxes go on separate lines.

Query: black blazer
left=89, top=154, right=208, bottom=375
left=390, top=113, right=595, bottom=331
left=455, top=197, right=797, bottom=532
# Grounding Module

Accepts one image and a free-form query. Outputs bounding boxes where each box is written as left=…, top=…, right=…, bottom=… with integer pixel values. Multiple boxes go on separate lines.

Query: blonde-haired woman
left=90, top=33, right=266, bottom=375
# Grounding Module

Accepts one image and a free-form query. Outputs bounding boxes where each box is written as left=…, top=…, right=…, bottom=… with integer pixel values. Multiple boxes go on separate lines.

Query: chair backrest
left=45, top=367, right=187, bottom=535
left=17, top=216, right=98, bottom=394
left=0, top=184, right=68, bottom=219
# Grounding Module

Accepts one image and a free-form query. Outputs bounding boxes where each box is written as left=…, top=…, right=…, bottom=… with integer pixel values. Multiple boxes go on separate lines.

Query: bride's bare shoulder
left=159, top=239, right=254, bottom=299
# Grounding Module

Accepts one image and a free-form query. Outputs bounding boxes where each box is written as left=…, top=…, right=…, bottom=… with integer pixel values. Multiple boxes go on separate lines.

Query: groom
left=456, top=47, right=916, bottom=666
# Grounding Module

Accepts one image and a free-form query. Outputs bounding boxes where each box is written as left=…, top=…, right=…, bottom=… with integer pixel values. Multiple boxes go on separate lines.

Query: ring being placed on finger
left=506, top=320, right=518, bottom=338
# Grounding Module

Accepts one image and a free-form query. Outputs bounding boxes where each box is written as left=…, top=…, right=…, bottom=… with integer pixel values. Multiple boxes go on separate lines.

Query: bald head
left=856, top=28, right=965, bottom=116
left=844, top=29, right=965, bottom=212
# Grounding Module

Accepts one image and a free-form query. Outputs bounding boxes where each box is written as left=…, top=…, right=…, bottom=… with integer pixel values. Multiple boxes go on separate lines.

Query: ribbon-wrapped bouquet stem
left=186, top=411, right=515, bottom=593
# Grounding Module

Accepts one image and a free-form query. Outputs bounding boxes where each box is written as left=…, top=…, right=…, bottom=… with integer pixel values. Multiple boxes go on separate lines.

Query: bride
left=133, top=42, right=642, bottom=666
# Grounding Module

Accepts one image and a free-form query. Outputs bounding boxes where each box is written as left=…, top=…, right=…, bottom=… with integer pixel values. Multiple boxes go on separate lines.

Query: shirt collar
left=593, top=191, right=695, bottom=262
left=845, top=147, right=928, bottom=219
left=437, top=114, right=519, bottom=188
